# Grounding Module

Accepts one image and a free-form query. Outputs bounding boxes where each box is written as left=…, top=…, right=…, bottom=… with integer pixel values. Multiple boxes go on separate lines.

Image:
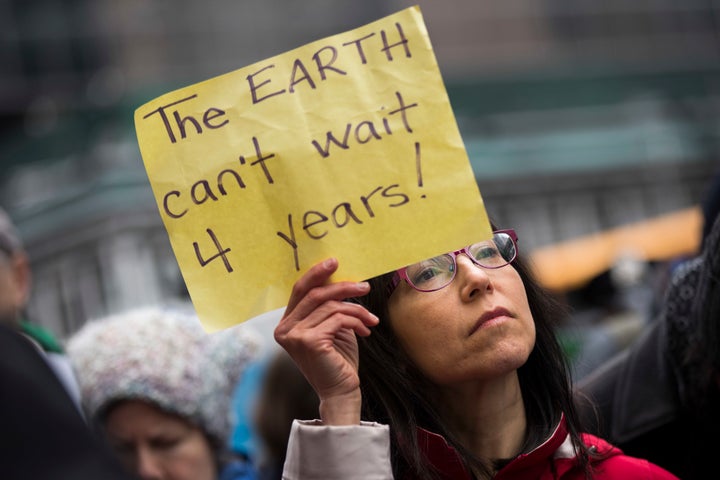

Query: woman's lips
left=470, top=307, right=512, bottom=336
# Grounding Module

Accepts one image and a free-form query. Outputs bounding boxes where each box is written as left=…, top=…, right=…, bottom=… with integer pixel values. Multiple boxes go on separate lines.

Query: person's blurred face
left=387, top=254, right=535, bottom=387
left=0, top=251, right=30, bottom=325
left=104, top=400, right=217, bottom=480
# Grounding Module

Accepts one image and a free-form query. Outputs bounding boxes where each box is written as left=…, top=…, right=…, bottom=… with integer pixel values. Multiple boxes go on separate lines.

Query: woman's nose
left=455, top=254, right=492, bottom=300
left=135, top=447, right=163, bottom=480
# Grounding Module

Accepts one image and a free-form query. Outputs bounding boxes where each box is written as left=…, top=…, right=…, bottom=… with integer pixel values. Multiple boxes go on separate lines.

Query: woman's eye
left=473, top=246, right=499, bottom=260
left=412, top=267, right=441, bottom=285
left=151, top=437, right=182, bottom=450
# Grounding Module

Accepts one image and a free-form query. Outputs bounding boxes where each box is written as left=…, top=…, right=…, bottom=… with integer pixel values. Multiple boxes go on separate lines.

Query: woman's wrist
left=319, top=390, right=362, bottom=425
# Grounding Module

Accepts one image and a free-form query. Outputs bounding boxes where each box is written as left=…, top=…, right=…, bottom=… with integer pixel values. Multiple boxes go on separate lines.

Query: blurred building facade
left=1, top=0, right=719, bottom=337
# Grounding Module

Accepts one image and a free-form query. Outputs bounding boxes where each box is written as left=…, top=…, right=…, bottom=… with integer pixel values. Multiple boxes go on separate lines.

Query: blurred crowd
left=1, top=170, right=719, bottom=479
left=0, top=203, right=319, bottom=480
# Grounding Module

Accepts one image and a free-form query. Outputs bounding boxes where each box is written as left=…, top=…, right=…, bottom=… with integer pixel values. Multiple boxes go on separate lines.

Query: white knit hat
left=66, top=306, right=261, bottom=444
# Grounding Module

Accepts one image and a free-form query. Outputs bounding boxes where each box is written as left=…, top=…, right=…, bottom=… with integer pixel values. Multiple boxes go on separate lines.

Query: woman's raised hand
left=274, top=258, right=379, bottom=425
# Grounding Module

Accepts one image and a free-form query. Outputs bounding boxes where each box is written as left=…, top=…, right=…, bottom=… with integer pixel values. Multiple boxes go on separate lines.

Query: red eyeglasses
left=387, top=229, right=518, bottom=296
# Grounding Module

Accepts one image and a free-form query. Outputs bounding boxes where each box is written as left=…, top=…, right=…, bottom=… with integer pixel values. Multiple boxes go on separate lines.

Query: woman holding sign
left=274, top=229, right=678, bottom=479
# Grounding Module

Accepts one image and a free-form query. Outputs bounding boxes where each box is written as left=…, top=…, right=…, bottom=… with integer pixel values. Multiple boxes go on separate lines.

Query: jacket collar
left=416, top=415, right=572, bottom=480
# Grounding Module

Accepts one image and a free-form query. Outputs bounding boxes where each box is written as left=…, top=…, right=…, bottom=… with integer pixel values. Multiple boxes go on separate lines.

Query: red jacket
left=416, top=417, right=679, bottom=480
left=283, top=417, right=679, bottom=479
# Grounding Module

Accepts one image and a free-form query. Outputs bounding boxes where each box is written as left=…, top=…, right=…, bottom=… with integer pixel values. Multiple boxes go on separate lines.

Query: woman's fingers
left=279, top=257, right=376, bottom=333
left=274, top=258, right=380, bottom=413
left=279, top=308, right=374, bottom=349
left=279, top=298, right=374, bottom=331
left=276, top=309, right=366, bottom=399
left=286, top=258, right=339, bottom=313
left=275, top=302, right=377, bottom=364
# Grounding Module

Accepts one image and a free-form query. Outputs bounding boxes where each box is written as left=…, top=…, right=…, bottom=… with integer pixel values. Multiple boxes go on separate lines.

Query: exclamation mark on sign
left=415, top=141, right=425, bottom=198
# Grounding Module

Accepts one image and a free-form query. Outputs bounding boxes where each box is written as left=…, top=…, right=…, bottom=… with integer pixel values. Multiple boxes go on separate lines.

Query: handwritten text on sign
left=135, top=6, right=490, bottom=331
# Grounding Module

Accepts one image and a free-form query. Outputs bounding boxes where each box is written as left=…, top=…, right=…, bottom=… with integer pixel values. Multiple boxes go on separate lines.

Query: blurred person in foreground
left=575, top=202, right=720, bottom=479
left=275, top=226, right=677, bottom=479
left=0, top=317, right=134, bottom=480
left=67, top=306, right=261, bottom=480
left=0, top=205, right=81, bottom=407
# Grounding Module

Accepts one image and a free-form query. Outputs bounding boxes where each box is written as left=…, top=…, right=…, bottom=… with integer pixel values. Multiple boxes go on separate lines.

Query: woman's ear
left=9, top=252, right=32, bottom=309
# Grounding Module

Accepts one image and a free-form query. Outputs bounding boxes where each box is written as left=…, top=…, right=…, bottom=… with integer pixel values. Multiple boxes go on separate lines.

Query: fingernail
left=357, top=281, right=370, bottom=290
left=323, top=258, right=336, bottom=269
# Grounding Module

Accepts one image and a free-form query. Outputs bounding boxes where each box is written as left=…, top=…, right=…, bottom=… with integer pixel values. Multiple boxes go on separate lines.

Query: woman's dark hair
left=352, top=236, right=593, bottom=479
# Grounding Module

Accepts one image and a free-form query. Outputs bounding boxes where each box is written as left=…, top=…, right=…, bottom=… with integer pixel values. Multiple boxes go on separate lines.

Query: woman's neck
left=435, top=373, right=527, bottom=461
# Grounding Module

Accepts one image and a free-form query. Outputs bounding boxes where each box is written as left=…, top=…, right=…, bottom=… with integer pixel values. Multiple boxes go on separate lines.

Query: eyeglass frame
left=387, top=229, right=519, bottom=297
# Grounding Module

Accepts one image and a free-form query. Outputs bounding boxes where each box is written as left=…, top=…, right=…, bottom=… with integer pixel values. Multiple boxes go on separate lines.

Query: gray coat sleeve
left=282, top=419, right=394, bottom=480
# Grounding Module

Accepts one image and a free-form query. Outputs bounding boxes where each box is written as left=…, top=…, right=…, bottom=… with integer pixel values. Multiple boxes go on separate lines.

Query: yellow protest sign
left=135, top=5, right=491, bottom=331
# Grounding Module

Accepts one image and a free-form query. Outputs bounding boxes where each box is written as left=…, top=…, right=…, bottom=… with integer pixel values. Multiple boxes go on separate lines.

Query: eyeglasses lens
left=404, top=233, right=516, bottom=291
left=469, top=233, right=516, bottom=268
left=404, top=254, right=455, bottom=291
